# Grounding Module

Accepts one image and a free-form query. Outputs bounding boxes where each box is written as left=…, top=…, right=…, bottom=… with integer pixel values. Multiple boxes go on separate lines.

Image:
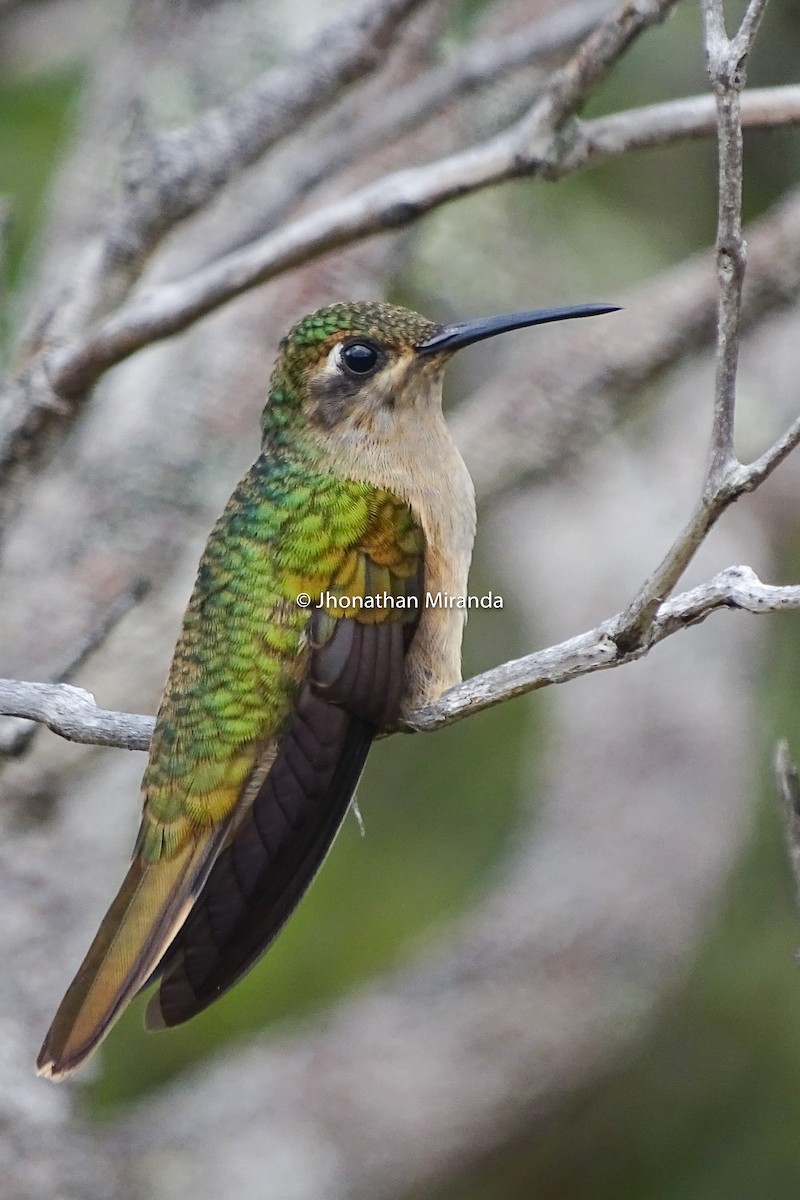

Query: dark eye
left=340, top=341, right=380, bottom=376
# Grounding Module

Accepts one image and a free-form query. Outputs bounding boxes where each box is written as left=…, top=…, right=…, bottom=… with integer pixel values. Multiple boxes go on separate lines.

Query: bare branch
left=610, top=0, right=775, bottom=651
left=40, top=0, right=682, bottom=398
left=3, top=564, right=797, bottom=750
left=0, top=681, right=153, bottom=753
left=702, top=0, right=750, bottom=478
left=612, top=406, right=800, bottom=655
left=700, top=0, right=770, bottom=474
left=554, top=84, right=800, bottom=174
left=108, top=0, right=432, bottom=273
left=208, top=0, right=617, bottom=265
left=0, top=679, right=153, bottom=750
left=733, top=0, right=771, bottom=61
left=45, top=78, right=800, bottom=403
left=412, top=566, right=800, bottom=729
left=739, top=412, right=800, bottom=484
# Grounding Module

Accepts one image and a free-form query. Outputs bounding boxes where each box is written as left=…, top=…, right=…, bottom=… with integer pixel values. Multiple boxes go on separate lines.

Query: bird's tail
left=36, top=839, right=209, bottom=1080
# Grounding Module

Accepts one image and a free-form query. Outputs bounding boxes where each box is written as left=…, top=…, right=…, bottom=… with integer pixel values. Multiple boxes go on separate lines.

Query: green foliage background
left=5, top=3, right=800, bottom=1197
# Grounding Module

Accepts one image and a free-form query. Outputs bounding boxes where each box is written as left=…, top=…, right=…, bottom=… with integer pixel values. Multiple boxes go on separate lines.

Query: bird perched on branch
left=37, top=298, right=616, bottom=1079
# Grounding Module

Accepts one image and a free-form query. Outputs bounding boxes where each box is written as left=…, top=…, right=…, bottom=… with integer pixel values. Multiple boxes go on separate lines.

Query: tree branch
left=0, top=679, right=153, bottom=751
left=45, top=81, right=800, bottom=402
left=610, top=0, right=776, bottom=652
left=553, top=84, right=800, bottom=174
left=703, top=0, right=754, bottom=478
left=2, top=564, right=796, bottom=750
left=107, top=0, right=432, bottom=274
left=3, top=0, right=679, bottom=414
left=203, top=0, right=617, bottom=266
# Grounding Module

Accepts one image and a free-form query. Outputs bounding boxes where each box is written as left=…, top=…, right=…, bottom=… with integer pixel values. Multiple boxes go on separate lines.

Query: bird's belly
left=400, top=473, right=476, bottom=718
left=400, top=556, right=469, bottom=716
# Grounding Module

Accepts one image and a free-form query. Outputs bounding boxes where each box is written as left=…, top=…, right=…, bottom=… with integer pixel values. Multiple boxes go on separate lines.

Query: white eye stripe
left=326, top=343, right=345, bottom=374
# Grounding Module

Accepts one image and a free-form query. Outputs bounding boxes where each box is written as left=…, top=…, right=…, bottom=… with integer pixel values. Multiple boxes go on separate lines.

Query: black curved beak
left=415, top=303, right=620, bottom=356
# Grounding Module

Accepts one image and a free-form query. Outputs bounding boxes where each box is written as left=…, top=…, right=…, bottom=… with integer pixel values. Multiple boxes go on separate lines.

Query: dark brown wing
left=146, top=544, right=423, bottom=1029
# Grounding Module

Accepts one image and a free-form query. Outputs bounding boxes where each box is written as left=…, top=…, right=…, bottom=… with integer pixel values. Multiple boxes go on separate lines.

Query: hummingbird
left=37, top=298, right=617, bottom=1079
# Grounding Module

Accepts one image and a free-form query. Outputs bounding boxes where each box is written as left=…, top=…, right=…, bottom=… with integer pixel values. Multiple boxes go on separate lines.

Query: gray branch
left=0, top=0, right=680, bottom=454
left=554, top=84, right=800, bottom=173
left=0, top=680, right=153, bottom=750
left=204, top=0, right=618, bottom=265
left=2, top=564, right=797, bottom=749
left=0, top=576, right=150, bottom=757
left=46, top=82, right=800, bottom=400
left=108, top=0, right=432, bottom=271
left=608, top=0, right=778, bottom=651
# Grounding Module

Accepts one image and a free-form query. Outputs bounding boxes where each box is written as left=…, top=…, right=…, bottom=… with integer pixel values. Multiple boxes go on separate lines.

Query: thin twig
left=400, top=565, right=800, bottom=728
left=703, top=0, right=746, bottom=479
left=734, top=0, right=770, bottom=57
left=612, top=0, right=774, bottom=652
left=2, top=564, right=797, bottom=750
left=703, top=0, right=771, bottom=470
left=611, top=412, right=800, bottom=654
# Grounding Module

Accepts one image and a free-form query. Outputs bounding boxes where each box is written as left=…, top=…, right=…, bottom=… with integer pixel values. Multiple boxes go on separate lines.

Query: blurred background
left=3, top=1, right=800, bottom=1197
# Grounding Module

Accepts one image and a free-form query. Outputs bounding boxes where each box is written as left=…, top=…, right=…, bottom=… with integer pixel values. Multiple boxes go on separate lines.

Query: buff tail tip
left=36, top=1046, right=77, bottom=1082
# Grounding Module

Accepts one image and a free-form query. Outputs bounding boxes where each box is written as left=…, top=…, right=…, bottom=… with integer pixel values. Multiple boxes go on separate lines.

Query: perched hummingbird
left=37, top=298, right=616, bottom=1079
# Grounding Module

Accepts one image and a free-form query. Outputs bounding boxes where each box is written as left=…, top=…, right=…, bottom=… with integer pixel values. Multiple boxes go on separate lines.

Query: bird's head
left=261, top=299, right=618, bottom=454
